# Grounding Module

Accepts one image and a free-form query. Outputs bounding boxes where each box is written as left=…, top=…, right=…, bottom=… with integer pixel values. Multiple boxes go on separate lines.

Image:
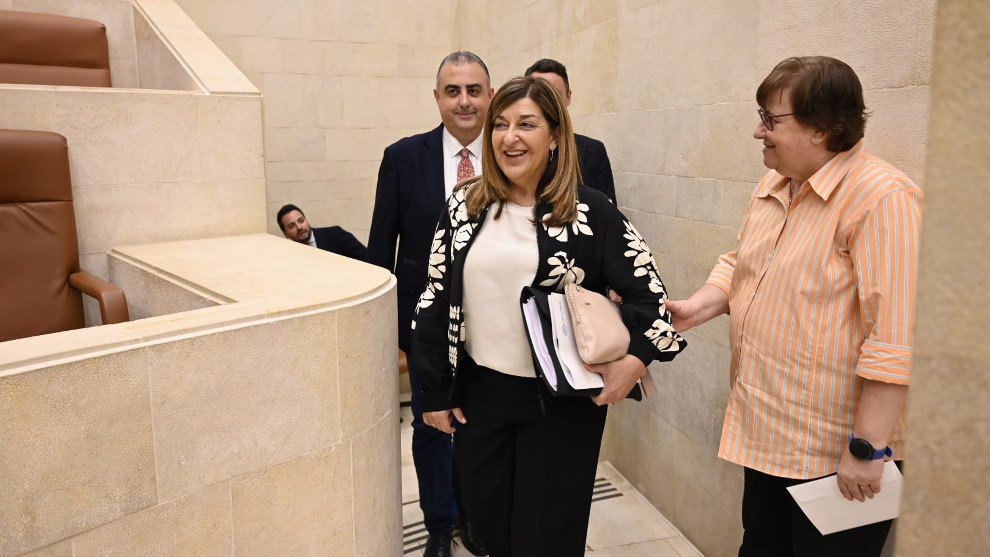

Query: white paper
left=787, top=460, right=902, bottom=535
left=522, top=298, right=557, bottom=390
left=548, top=293, right=604, bottom=390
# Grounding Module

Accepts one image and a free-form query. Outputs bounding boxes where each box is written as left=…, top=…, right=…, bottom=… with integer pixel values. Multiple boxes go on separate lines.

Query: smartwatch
left=848, top=435, right=892, bottom=461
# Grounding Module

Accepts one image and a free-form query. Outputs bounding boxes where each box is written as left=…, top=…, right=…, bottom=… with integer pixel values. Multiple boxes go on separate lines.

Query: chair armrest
left=68, top=270, right=129, bottom=324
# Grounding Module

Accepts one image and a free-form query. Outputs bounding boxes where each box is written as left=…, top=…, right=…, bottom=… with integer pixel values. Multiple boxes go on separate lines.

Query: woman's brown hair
left=756, top=56, right=868, bottom=152
left=459, top=75, right=581, bottom=226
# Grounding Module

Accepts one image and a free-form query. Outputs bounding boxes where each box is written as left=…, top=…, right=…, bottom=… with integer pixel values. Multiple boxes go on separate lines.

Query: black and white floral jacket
left=409, top=185, right=685, bottom=412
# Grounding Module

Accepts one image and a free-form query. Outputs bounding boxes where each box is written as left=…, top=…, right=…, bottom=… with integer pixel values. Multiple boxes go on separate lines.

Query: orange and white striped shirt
left=707, top=141, right=921, bottom=479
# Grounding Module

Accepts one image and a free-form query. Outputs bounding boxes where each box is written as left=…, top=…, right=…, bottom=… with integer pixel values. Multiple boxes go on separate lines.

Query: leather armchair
left=0, top=129, right=128, bottom=343
left=0, top=9, right=112, bottom=87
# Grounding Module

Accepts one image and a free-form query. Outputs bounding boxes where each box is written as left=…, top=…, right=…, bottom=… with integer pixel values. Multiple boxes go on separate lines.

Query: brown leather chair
left=0, top=129, right=128, bottom=342
left=0, top=10, right=112, bottom=87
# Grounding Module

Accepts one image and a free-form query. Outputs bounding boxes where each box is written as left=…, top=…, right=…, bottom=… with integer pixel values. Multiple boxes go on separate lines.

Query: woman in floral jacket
left=409, top=76, right=684, bottom=557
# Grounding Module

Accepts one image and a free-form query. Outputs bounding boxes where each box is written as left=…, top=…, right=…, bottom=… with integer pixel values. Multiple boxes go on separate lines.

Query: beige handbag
left=562, top=283, right=658, bottom=397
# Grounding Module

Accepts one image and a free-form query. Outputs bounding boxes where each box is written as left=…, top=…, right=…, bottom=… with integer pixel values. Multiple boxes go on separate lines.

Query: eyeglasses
left=757, top=108, right=794, bottom=131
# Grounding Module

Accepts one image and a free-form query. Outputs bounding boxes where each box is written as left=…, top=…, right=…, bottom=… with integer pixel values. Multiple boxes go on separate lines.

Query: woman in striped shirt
left=667, top=56, right=921, bottom=557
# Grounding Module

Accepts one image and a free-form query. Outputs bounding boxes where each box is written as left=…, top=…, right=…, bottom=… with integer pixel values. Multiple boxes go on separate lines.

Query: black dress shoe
left=423, top=533, right=452, bottom=557
left=456, top=518, right=488, bottom=556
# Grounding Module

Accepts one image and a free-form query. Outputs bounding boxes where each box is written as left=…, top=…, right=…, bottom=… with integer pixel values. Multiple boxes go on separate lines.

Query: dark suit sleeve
left=333, top=228, right=367, bottom=261
left=593, top=142, right=616, bottom=204
left=366, top=146, right=399, bottom=270
left=577, top=135, right=616, bottom=204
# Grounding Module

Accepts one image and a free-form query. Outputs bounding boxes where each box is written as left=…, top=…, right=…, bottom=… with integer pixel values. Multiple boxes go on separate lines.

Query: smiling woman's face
left=491, top=97, right=558, bottom=192
left=754, top=87, right=830, bottom=182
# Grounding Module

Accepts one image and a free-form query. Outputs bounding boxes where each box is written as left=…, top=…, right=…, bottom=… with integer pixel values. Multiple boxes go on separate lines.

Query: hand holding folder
left=520, top=286, right=654, bottom=400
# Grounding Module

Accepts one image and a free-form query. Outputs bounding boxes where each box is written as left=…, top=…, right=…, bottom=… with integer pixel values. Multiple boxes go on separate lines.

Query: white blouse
left=462, top=201, right=539, bottom=377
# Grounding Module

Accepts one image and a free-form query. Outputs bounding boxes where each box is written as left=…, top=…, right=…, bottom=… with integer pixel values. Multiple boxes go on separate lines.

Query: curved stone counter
left=0, top=234, right=400, bottom=556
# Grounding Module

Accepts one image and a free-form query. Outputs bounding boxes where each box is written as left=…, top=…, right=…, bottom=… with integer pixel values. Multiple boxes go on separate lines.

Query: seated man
left=277, top=204, right=366, bottom=261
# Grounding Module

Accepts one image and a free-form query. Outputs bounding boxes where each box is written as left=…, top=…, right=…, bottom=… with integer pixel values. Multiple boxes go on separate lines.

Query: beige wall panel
left=898, top=1, right=990, bottom=555
left=0, top=352, right=157, bottom=557
left=0, top=89, right=56, bottom=130
left=197, top=94, right=266, bottom=181
left=615, top=172, right=677, bottom=217
left=261, top=73, right=325, bottom=129
left=602, top=402, right=743, bottom=557
left=340, top=77, right=438, bottom=129
left=265, top=127, right=326, bottom=163
left=324, top=127, right=428, bottom=163
left=232, top=37, right=326, bottom=75
left=72, top=180, right=267, bottom=256
left=337, top=290, right=399, bottom=437
left=107, top=255, right=219, bottom=320
left=72, top=483, right=232, bottom=556
left=752, top=1, right=935, bottom=89
left=267, top=161, right=348, bottom=183
left=615, top=1, right=758, bottom=112
left=16, top=541, right=71, bottom=557
left=147, top=313, right=340, bottom=502
left=647, top=333, right=731, bottom=450
left=133, top=7, right=200, bottom=91
left=350, top=414, right=402, bottom=557
left=692, top=222, right=738, bottom=268
left=231, top=446, right=355, bottom=557
left=125, top=93, right=203, bottom=183
left=52, top=90, right=132, bottom=187
left=862, top=86, right=931, bottom=184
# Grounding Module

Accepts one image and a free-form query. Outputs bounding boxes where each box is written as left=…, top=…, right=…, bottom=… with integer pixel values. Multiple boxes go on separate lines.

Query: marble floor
left=399, top=404, right=705, bottom=556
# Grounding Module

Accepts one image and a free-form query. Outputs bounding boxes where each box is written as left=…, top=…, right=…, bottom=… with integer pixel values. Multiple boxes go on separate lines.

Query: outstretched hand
left=664, top=298, right=699, bottom=332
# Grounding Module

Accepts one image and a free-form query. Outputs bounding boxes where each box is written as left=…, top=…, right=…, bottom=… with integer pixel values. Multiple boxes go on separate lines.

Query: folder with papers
left=520, top=286, right=643, bottom=400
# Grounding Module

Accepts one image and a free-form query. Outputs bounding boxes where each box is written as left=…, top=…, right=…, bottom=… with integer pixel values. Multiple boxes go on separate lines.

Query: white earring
left=812, top=136, right=823, bottom=144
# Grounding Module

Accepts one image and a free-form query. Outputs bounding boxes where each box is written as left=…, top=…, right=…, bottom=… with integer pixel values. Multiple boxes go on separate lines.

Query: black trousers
left=454, top=358, right=607, bottom=557
left=739, top=466, right=897, bottom=557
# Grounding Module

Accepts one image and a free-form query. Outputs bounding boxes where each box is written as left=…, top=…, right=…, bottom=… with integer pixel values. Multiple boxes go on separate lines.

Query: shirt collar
left=755, top=139, right=867, bottom=201
left=442, top=126, right=483, bottom=160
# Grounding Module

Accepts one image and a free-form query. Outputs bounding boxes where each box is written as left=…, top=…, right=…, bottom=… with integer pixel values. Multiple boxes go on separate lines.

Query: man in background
left=366, top=51, right=492, bottom=557
left=277, top=203, right=366, bottom=261
left=525, top=58, right=616, bottom=203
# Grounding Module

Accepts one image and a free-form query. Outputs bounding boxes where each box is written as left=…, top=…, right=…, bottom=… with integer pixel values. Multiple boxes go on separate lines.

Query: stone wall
left=897, top=1, right=990, bottom=555
left=173, top=0, right=457, bottom=242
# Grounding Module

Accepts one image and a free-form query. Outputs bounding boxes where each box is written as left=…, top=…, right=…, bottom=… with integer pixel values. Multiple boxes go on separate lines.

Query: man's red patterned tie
left=457, top=147, right=475, bottom=182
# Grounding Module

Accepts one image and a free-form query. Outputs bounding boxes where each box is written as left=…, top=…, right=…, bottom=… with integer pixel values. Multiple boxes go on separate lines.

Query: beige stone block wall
left=173, top=0, right=456, bottom=243
left=457, top=1, right=936, bottom=555
left=0, top=235, right=401, bottom=557
left=897, top=1, right=990, bottom=555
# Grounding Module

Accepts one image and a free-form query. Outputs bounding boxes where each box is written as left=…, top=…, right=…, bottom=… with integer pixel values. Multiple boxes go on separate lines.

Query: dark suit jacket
left=367, top=124, right=448, bottom=352
left=575, top=133, right=616, bottom=203
left=312, top=226, right=366, bottom=261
